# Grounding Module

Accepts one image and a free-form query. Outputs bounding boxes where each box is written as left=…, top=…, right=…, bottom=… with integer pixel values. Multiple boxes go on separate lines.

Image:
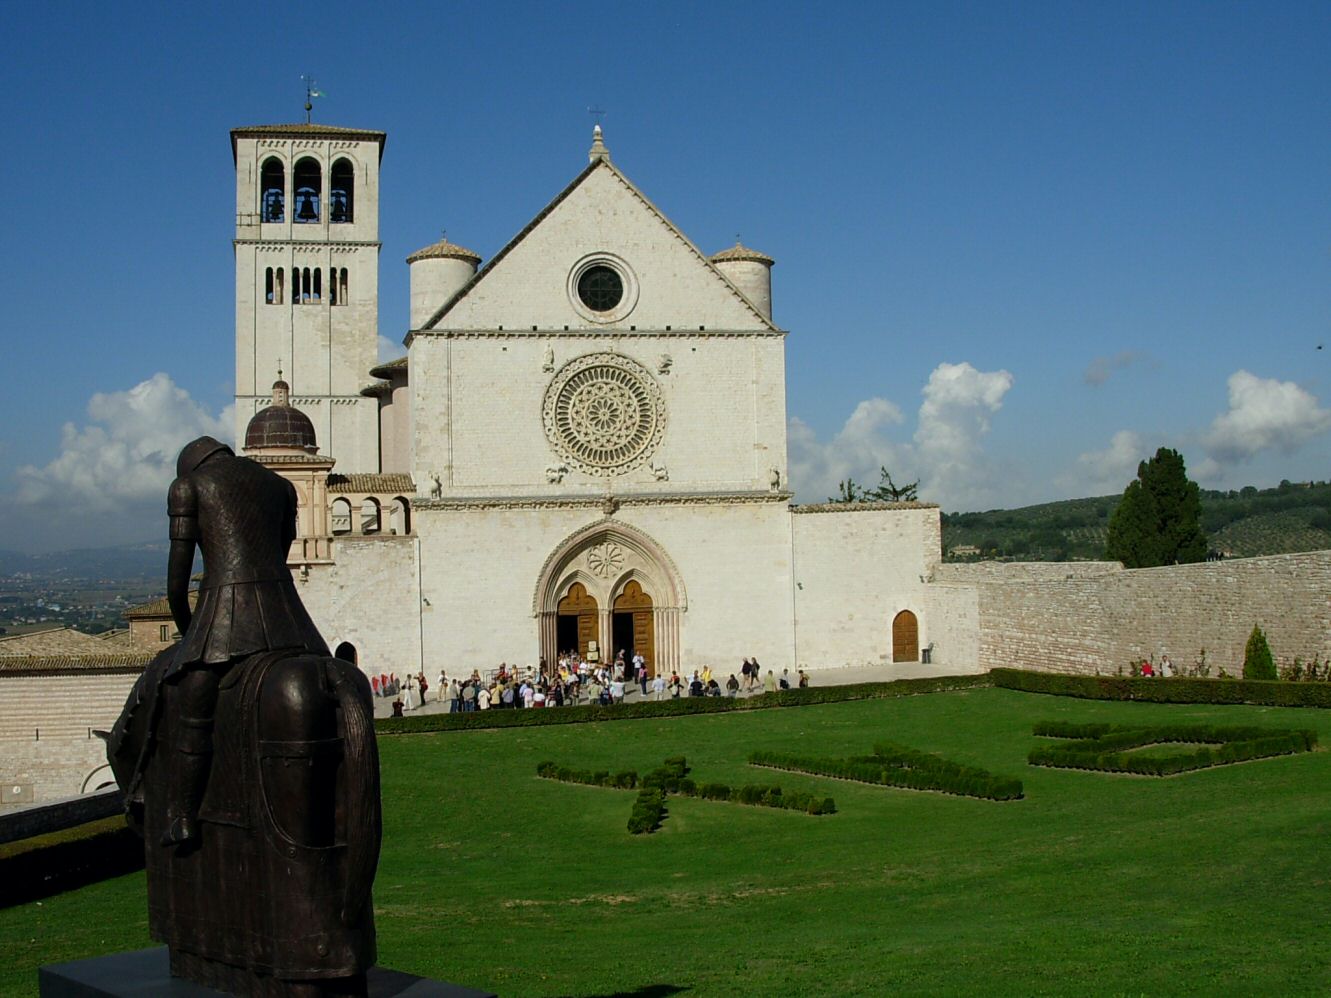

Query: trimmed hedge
left=537, top=754, right=835, bottom=833
left=1028, top=722, right=1317, bottom=776
left=992, top=668, right=1331, bottom=709
left=376, top=674, right=993, bottom=736
left=534, top=762, right=638, bottom=789
left=0, top=815, right=143, bottom=907
left=627, top=788, right=666, bottom=834
left=749, top=744, right=1024, bottom=801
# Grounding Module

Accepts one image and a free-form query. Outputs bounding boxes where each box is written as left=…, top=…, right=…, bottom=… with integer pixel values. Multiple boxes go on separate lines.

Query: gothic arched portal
left=534, top=519, right=685, bottom=676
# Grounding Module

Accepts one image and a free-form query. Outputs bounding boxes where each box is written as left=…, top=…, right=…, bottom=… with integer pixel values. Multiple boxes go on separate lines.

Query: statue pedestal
left=39, top=947, right=497, bottom=997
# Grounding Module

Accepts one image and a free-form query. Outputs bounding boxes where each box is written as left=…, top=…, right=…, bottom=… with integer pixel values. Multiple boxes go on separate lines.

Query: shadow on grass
left=547, top=986, right=689, bottom=998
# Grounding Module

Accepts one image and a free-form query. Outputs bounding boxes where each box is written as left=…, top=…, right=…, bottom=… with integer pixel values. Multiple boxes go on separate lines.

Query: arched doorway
left=892, top=610, right=919, bottom=663
left=557, top=582, right=600, bottom=661
left=612, top=579, right=655, bottom=676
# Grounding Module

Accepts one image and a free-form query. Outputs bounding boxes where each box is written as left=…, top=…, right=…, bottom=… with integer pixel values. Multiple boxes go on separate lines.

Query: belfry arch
left=534, top=519, right=685, bottom=675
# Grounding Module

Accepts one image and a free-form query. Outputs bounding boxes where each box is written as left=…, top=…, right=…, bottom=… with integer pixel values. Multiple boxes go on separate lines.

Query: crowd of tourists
left=370, top=649, right=810, bottom=715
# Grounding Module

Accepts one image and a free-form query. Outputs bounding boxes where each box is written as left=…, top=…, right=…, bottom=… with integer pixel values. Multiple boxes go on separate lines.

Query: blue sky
left=2, top=1, right=1329, bottom=552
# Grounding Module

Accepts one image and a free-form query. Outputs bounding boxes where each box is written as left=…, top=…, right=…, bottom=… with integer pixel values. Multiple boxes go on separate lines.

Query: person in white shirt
left=477, top=686, right=492, bottom=710
left=652, top=673, right=667, bottom=701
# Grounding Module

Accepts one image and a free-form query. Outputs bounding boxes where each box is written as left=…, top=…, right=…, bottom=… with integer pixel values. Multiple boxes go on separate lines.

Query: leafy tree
left=1243, top=625, right=1276, bottom=680
left=862, top=466, right=920, bottom=503
left=1105, top=448, right=1207, bottom=567
left=829, top=467, right=919, bottom=503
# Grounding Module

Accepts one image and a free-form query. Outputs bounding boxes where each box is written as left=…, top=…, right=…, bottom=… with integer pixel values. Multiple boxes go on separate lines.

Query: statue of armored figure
left=105, top=437, right=381, bottom=996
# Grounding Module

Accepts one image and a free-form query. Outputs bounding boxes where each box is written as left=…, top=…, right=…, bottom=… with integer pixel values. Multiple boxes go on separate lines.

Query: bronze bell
left=296, top=195, right=318, bottom=222
left=329, top=192, right=348, bottom=223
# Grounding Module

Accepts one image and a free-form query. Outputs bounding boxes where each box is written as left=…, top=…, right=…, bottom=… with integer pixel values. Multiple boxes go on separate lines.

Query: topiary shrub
left=1244, top=625, right=1276, bottom=680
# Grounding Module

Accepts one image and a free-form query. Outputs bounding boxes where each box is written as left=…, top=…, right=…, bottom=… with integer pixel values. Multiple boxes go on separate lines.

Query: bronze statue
left=105, top=437, right=381, bottom=996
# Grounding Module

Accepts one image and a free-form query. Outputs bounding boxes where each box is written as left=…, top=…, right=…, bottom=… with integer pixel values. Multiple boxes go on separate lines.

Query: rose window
left=543, top=353, right=666, bottom=475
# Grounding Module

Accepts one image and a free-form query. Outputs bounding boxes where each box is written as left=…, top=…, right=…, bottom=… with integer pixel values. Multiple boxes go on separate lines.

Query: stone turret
left=711, top=241, right=774, bottom=320
left=406, top=237, right=481, bottom=329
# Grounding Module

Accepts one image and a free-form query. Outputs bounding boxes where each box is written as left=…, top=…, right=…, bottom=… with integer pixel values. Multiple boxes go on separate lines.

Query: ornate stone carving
left=542, top=343, right=555, bottom=373
left=657, top=352, right=672, bottom=374
left=649, top=461, right=669, bottom=481
left=545, top=462, right=569, bottom=484
left=542, top=353, right=665, bottom=476
left=586, top=542, right=624, bottom=578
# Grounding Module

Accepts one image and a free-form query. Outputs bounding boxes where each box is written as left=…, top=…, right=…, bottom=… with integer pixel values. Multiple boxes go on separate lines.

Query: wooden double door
left=556, top=580, right=655, bottom=675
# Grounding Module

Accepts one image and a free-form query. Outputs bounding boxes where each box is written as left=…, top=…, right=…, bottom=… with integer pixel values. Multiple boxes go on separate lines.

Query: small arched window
left=293, top=157, right=322, bottom=223
left=360, top=497, right=381, bottom=535
left=260, top=157, right=285, bottom=222
left=390, top=497, right=411, bottom=535
left=339, top=267, right=348, bottom=304
left=265, top=267, right=274, bottom=304
left=330, top=158, right=354, bottom=223
left=275, top=267, right=284, bottom=304
left=331, top=497, right=352, bottom=535
left=299, top=267, right=312, bottom=303
left=313, top=267, right=322, bottom=301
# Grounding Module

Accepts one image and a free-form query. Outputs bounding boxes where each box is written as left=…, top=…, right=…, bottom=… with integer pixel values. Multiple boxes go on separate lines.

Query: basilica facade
left=232, top=122, right=939, bottom=678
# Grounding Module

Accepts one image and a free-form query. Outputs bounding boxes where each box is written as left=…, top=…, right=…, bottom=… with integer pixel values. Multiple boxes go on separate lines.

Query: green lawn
left=5, top=687, right=1331, bottom=996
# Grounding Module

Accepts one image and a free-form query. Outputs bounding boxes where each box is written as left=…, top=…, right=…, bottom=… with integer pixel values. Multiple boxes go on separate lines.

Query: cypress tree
left=1243, top=625, right=1276, bottom=680
left=1105, top=447, right=1207, bottom=567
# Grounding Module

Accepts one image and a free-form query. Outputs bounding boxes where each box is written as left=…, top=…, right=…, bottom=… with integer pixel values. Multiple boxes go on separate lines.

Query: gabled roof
left=416, top=158, right=780, bottom=333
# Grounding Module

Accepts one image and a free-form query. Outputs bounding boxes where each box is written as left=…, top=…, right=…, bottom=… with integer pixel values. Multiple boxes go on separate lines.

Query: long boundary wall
left=932, top=551, right=1331, bottom=675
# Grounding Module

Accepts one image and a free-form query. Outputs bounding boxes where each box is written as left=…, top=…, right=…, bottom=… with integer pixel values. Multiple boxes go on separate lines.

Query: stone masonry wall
left=958, top=551, right=1331, bottom=675
left=0, top=673, right=137, bottom=808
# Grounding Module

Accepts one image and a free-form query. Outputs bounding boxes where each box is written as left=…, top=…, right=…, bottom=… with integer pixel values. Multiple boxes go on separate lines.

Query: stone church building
left=231, top=122, right=938, bottom=678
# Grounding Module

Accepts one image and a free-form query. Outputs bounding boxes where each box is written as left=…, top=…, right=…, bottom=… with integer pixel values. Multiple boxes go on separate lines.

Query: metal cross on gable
left=587, top=105, right=607, bottom=126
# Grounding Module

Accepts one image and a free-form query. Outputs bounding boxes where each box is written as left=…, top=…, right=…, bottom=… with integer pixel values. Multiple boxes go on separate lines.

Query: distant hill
left=941, top=480, right=1331, bottom=562
left=0, top=540, right=168, bottom=581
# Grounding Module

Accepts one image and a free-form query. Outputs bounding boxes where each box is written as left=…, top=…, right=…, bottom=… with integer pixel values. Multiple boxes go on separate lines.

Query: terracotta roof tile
left=0, top=653, right=153, bottom=675
left=0, top=627, right=113, bottom=656
left=327, top=473, right=415, bottom=494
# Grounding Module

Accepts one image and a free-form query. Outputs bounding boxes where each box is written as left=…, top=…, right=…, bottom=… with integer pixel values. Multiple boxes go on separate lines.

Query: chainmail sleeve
left=168, top=477, right=200, bottom=541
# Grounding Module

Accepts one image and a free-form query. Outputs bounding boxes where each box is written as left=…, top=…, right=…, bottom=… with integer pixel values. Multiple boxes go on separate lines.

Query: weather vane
left=301, top=74, right=325, bottom=124
left=587, top=105, right=607, bottom=126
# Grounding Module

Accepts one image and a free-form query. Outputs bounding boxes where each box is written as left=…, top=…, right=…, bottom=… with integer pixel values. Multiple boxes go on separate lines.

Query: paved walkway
left=372, top=660, right=981, bottom=720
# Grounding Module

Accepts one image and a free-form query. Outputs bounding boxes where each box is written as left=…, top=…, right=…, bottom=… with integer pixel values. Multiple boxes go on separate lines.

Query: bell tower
left=231, top=123, right=386, bottom=473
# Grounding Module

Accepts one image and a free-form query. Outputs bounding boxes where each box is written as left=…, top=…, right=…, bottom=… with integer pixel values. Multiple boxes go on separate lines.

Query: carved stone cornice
left=413, top=489, right=793, bottom=511
left=791, top=501, right=940, bottom=514
left=406, top=327, right=787, bottom=346
left=234, top=239, right=381, bottom=249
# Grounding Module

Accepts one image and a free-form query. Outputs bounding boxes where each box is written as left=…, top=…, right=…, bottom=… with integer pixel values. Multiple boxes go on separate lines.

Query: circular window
left=567, top=254, right=639, bottom=323
left=543, top=353, right=665, bottom=476
left=577, top=265, right=623, bottom=312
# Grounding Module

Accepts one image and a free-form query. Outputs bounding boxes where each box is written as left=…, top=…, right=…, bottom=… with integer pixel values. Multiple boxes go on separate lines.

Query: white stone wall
left=791, top=505, right=942, bottom=669
left=409, top=500, right=795, bottom=674
left=0, top=673, right=137, bottom=808
left=298, top=535, right=423, bottom=681
left=409, top=334, right=787, bottom=497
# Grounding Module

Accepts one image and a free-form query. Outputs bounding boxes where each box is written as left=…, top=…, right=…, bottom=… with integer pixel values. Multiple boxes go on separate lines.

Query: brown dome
left=245, top=378, right=318, bottom=452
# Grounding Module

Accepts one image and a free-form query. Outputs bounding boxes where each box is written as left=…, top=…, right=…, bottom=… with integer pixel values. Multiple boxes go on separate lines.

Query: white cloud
left=1084, top=351, right=1144, bottom=386
left=1203, top=370, right=1331, bottom=465
left=788, top=398, right=907, bottom=502
left=15, top=374, right=233, bottom=514
left=1064, top=429, right=1149, bottom=495
left=912, top=362, right=1014, bottom=507
left=787, top=362, right=1014, bottom=508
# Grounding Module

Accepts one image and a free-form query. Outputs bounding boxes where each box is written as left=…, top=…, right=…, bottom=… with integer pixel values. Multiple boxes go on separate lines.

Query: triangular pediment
left=421, top=160, right=776, bottom=332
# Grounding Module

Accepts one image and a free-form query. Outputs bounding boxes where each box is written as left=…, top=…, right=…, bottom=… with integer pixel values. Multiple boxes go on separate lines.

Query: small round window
left=577, top=265, right=624, bottom=312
